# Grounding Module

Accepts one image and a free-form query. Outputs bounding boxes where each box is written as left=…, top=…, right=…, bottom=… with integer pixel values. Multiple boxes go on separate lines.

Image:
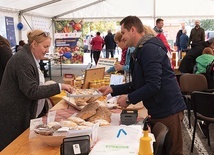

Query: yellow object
left=74, top=79, right=82, bottom=88
left=50, top=91, right=66, bottom=105
left=138, top=119, right=153, bottom=155
left=89, top=80, right=97, bottom=89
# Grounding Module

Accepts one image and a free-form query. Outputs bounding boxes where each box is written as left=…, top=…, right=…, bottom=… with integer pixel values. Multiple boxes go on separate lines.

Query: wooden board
left=82, top=67, right=105, bottom=89
left=62, top=96, right=83, bottom=110
left=118, top=102, right=145, bottom=110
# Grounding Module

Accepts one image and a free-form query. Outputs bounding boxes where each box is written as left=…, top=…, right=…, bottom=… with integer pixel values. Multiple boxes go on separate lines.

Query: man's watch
left=126, top=96, right=131, bottom=104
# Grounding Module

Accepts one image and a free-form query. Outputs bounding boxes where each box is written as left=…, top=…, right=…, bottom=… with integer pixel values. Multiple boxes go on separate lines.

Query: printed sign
left=97, top=58, right=116, bottom=71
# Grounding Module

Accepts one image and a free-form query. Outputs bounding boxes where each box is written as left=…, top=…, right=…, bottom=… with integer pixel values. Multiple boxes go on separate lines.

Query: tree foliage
left=200, top=19, right=214, bottom=31
left=82, top=21, right=119, bottom=37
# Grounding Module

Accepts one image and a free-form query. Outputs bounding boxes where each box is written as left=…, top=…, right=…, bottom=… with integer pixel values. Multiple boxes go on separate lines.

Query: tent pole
left=18, top=13, right=22, bottom=42
left=153, top=0, right=156, bottom=26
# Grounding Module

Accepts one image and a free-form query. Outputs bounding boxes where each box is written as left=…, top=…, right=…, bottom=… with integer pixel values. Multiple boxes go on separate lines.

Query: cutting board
left=118, top=102, right=145, bottom=110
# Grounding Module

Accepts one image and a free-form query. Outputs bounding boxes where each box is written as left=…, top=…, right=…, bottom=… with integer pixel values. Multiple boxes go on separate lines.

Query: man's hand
left=117, top=95, right=129, bottom=109
left=98, top=86, right=113, bottom=96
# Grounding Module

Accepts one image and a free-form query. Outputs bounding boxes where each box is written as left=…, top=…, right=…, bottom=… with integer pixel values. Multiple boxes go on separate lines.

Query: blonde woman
left=0, top=30, right=73, bottom=151
left=106, top=31, right=134, bottom=74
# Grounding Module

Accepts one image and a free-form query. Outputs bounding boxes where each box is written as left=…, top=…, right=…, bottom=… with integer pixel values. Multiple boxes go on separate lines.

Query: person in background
left=188, top=19, right=205, bottom=49
left=176, top=24, right=185, bottom=52
left=0, top=35, right=13, bottom=85
left=0, top=29, right=73, bottom=151
left=195, top=38, right=214, bottom=89
left=180, top=29, right=189, bottom=51
left=15, top=40, right=25, bottom=53
left=195, top=47, right=214, bottom=74
left=195, top=45, right=214, bottom=138
left=99, top=16, right=186, bottom=155
left=39, top=60, right=49, bottom=77
left=105, top=31, right=135, bottom=81
left=104, top=29, right=116, bottom=58
left=153, top=18, right=171, bottom=52
left=88, top=35, right=93, bottom=63
left=179, top=38, right=214, bottom=73
left=18, top=40, right=25, bottom=51
left=143, top=25, right=157, bottom=37
left=90, top=32, right=104, bottom=65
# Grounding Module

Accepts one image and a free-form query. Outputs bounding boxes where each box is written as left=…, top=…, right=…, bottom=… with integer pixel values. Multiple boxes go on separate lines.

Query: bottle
left=138, top=118, right=153, bottom=155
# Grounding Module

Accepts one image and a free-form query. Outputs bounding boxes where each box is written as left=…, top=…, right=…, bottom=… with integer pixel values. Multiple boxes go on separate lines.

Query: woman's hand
left=114, top=64, right=123, bottom=71
left=61, top=84, right=73, bottom=93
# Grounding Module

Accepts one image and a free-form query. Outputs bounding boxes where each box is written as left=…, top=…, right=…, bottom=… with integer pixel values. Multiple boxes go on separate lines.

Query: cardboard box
left=63, top=74, right=75, bottom=86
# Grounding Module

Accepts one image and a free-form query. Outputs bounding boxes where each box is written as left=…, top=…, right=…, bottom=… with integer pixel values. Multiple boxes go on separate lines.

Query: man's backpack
left=206, top=60, right=214, bottom=80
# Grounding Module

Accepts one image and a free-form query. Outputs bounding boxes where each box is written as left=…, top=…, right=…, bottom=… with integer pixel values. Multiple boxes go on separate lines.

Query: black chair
left=179, top=73, right=208, bottom=128
left=152, top=122, right=169, bottom=155
left=190, top=91, right=214, bottom=153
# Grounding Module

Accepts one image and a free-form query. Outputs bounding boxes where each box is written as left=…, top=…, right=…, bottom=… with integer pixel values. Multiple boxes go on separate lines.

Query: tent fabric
left=0, top=0, right=214, bottom=20
left=0, top=0, right=213, bottom=49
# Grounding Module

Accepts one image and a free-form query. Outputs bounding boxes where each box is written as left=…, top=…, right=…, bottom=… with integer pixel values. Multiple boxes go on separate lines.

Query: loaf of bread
left=76, top=102, right=99, bottom=120
left=67, top=116, right=85, bottom=124
left=87, top=106, right=111, bottom=123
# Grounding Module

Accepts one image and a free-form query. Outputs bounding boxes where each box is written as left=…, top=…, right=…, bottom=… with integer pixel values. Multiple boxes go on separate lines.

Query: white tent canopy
left=0, top=0, right=214, bottom=20
left=0, top=0, right=213, bottom=49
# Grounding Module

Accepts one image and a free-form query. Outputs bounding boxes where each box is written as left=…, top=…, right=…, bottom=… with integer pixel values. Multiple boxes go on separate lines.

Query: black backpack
left=206, top=60, right=214, bottom=80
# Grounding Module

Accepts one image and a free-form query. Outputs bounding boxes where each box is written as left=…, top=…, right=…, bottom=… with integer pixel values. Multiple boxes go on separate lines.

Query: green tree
left=82, top=21, right=119, bottom=37
left=200, top=19, right=214, bottom=31
left=186, top=19, right=214, bottom=31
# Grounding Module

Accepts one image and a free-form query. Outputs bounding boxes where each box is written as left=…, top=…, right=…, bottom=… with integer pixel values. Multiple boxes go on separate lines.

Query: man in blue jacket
left=99, top=16, right=186, bottom=155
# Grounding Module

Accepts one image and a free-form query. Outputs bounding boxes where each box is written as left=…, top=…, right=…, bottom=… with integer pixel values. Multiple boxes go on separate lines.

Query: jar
left=75, top=79, right=82, bottom=89
left=104, top=81, right=110, bottom=86
left=104, top=76, right=110, bottom=82
left=89, top=80, right=97, bottom=89
left=96, top=80, right=101, bottom=88
left=100, top=79, right=105, bottom=87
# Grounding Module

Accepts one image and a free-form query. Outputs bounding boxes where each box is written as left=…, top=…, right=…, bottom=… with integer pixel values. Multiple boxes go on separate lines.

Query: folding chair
left=152, top=122, right=169, bottom=155
left=179, top=73, right=208, bottom=128
left=190, top=91, right=214, bottom=153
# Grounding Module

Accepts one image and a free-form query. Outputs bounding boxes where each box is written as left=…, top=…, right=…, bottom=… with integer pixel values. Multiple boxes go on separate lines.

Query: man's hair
left=120, top=16, right=144, bottom=33
left=156, top=18, right=164, bottom=25
left=96, top=32, right=100, bottom=35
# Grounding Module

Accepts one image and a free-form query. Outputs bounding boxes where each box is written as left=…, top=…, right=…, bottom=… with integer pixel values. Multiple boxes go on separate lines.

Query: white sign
left=110, top=74, right=124, bottom=85
left=97, top=58, right=116, bottom=71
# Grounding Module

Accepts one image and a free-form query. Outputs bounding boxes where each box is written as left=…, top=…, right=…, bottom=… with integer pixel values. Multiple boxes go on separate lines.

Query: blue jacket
left=107, top=47, right=135, bottom=73
left=180, top=34, right=189, bottom=50
left=111, top=37, right=186, bottom=119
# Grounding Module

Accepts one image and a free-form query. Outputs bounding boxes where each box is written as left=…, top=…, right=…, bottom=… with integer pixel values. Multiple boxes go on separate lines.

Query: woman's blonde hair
left=143, top=25, right=156, bottom=36
left=27, top=29, right=51, bottom=45
left=114, top=31, right=123, bottom=42
left=202, top=47, right=214, bottom=55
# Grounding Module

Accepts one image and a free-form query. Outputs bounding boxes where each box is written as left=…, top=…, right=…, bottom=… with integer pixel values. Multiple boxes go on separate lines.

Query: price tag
left=47, top=110, right=56, bottom=124
left=73, top=144, right=81, bottom=154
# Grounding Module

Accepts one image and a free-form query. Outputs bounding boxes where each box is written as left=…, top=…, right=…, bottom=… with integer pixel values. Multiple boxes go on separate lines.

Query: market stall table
left=0, top=100, right=147, bottom=155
